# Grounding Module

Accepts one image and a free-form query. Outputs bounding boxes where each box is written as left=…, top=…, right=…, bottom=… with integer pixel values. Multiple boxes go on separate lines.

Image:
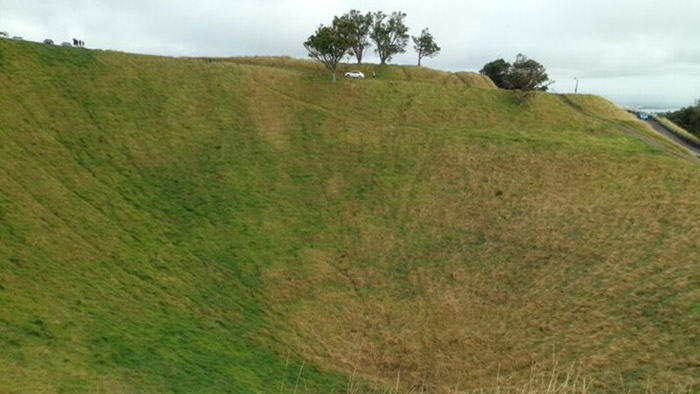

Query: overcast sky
left=1, top=0, right=698, bottom=108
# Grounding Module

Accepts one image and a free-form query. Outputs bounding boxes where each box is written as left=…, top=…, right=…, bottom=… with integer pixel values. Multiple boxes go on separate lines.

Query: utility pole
left=574, top=77, right=579, bottom=94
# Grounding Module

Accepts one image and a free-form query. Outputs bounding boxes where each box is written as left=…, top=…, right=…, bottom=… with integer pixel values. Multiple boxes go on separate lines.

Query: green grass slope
left=1, top=39, right=699, bottom=393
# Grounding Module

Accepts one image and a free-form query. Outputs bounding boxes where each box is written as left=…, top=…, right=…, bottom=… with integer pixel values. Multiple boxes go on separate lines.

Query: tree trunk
left=379, top=49, right=388, bottom=65
left=330, top=64, right=338, bottom=83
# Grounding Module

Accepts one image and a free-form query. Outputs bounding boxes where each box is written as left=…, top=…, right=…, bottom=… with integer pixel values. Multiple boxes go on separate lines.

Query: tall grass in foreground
left=459, top=363, right=694, bottom=394
left=344, top=362, right=695, bottom=394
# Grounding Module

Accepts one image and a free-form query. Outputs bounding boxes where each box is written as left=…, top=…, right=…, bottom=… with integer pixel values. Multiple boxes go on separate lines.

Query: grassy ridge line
left=212, top=55, right=497, bottom=88
left=1, top=38, right=699, bottom=393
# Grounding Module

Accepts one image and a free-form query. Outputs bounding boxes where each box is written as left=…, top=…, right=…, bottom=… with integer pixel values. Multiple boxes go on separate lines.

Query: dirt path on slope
left=558, top=95, right=700, bottom=165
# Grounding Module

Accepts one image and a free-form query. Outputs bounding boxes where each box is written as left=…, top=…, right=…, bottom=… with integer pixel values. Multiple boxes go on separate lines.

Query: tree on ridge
left=507, top=53, right=551, bottom=91
left=370, top=11, right=409, bottom=65
left=303, top=16, right=356, bottom=83
left=343, top=9, right=374, bottom=64
left=412, top=28, right=440, bottom=66
left=480, top=54, right=552, bottom=91
left=479, top=58, right=511, bottom=89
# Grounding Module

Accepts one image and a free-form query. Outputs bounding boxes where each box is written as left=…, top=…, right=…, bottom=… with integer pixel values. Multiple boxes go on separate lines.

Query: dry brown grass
left=230, top=58, right=700, bottom=392
left=454, top=72, right=498, bottom=89
left=244, top=71, right=296, bottom=150
left=265, top=140, right=700, bottom=392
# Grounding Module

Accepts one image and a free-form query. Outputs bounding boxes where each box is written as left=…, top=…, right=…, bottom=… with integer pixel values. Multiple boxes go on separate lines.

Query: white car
left=344, top=71, right=365, bottom=79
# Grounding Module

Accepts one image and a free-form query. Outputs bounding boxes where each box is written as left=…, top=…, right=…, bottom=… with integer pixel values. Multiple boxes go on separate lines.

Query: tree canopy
left=343, top=9, right=373, bottom=64
left=507, top=54, right=551, bottom=91
left=305, top=10, right=442, bottom=77
left=370, top=11, right=409, bottom=65
left=479, top=58, right=510, bottom=89
left=412, top=28, right=440, bottom=66
left=303, top=16, right=356, bottom=83
left=480, top=54, right=552, bottom=91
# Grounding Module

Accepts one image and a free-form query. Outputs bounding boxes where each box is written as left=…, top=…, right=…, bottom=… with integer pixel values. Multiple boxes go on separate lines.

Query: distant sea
left=620, top=105, right=680, bottom=114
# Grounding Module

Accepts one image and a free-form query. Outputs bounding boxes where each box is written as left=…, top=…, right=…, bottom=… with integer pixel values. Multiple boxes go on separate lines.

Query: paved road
left=646, top=117, right=700, bottom=157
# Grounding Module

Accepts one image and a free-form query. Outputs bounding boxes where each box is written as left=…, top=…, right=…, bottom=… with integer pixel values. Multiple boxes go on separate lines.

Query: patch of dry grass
left=265, top=137, right=700, bottom=392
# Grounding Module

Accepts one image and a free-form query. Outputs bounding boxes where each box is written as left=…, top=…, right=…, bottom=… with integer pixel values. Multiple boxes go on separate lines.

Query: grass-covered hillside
left=1, top=38, right=698, bottom=393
